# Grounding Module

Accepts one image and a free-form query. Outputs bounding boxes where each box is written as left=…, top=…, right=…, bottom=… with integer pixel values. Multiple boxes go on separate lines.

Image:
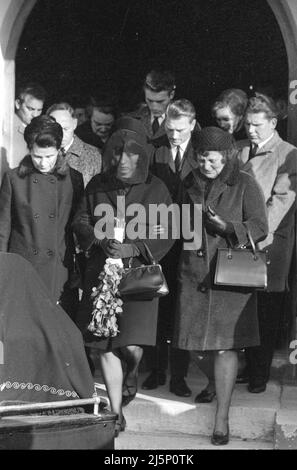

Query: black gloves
left=100, top=239, right=139, bottom=259
left=205, top=207, right=234, bottom=236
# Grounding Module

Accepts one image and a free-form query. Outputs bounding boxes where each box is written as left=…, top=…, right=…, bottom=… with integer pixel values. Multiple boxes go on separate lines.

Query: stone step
left=115, top=430, right=273, bottom=450
left=94, top=371, right=281, bottom=442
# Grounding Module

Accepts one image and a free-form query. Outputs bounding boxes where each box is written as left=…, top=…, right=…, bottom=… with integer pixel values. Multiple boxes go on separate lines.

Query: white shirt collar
left=63, top=137, right=74, bottom=153
left=151, top=114, right=165, bottom=125
left=257, top=132, right=275, bottom=150
left=170, top=137, right=190, bottom=159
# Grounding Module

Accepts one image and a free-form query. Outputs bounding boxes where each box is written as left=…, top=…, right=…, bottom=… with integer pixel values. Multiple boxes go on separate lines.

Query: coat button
left=33, top=179, right=38, bottom=183
left=33, top=249, right=38, bottom=255
left=198, top=283, right=208, bottom=293
left=47, top=250, right=54, bottom=256
left=49, top=214, right=55, bottom=218
left=50, top=178, right=56, bottom=183
left=33, top=213, right=39, bottom=219
left=197, top=249, right=204, bottom=257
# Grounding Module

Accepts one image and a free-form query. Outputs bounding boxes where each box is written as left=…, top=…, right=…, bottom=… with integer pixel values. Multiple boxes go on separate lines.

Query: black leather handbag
left=119, top=243, right=169, bottom=301
left=214, top=230, right=269, bottom=289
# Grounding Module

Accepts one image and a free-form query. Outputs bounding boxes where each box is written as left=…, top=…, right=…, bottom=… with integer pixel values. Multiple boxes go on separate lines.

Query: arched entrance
left=0, top=0, right=297, bottom=174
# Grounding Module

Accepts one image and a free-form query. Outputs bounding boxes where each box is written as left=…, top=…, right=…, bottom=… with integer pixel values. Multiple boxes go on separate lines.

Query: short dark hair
left=212, top=88, right=248, bottom=119
left=166, top=99, right=196, bottom=122
left=46, top=102, right=75, bottom=118
left=144, top=69, right=176, bottom=93
left=16, top=82, right=47, bottom=102
left=245, top=93, right=278, bottom=120
left=24, top=115, right=63, bottom=150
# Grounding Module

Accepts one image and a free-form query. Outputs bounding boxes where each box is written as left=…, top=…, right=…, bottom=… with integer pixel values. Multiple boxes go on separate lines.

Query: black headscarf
left=102, top=117, right=150, bottom=185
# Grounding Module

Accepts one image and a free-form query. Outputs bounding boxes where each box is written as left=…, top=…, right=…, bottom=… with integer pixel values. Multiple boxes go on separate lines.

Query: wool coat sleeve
left=266, top=149, right=296, bottom=233
left=0, top=172, right=13, bottom=251
left=230, top=171, right=269, bottom=246
left=72, top=192, right=96, bottom=252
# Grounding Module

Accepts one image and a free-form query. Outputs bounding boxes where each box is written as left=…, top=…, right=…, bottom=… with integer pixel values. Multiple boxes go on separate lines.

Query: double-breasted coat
left=73, top=171, right=174, bottom=350
left=237, top=131, right=297, bottom=292
left=173, top=159, right=268, bottom=351
left=0, top=155, right=84, bottom=303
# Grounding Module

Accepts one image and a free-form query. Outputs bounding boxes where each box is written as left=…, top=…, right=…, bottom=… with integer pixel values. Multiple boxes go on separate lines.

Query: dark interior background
left=16, top=0, right=288, bottom=126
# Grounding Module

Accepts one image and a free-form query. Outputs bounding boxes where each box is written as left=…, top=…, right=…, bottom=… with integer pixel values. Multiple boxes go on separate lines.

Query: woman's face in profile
left=215, top=106, right=240, bottom=134
left=198, top=151, right=225, bottom=179
left=116, top=151, right=140, bottom=179
left=31, top=144, right=59, bottom=173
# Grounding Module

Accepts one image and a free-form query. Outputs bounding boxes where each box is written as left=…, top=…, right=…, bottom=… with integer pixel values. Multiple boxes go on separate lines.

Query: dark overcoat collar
left=17, top=153, right=68, bottom=179
left=185, top=158, right=239, bottom=208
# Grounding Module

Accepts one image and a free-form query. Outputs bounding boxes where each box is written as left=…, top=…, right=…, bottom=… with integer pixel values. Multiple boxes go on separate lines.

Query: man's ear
left=169, top=90, right=175, bottom=100
left=73, top=118, right=78, bottom=130
left=271, top=117, right=277, bottom=129
left=15, top=99, right=21, bottom=110
left=190, top=119, right=196, bottom=132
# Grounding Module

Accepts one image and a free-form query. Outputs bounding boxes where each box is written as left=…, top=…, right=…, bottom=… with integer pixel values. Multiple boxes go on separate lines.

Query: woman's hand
left=100, top=239, right=137, bottom=258
left=205, top=207, right=234, bottom=235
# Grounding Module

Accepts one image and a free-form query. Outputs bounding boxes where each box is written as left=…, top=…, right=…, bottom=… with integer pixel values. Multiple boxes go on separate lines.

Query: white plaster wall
left=0, top=0, right=36, bottom=178
left=268, top=0, right=297, bottom=146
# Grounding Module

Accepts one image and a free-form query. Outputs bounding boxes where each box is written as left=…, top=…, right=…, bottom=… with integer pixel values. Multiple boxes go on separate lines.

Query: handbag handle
left=227, top=228, right=258, bottom=260
left=127, top=242, right=157, bottom=268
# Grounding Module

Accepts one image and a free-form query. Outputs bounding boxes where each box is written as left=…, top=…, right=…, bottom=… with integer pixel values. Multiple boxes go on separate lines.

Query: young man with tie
left=129, top=69, right=176, bottom=145
left=142, top=99, right=201, bottom=397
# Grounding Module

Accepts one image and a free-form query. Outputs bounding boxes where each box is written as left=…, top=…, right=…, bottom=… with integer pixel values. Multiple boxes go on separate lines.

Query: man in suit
left=47, top=102, right=102, bottom=187
left=129, top=69, right=176, bottom=146
left=237, top=93, right=297, bottom=393
left=12, top=82, right=46, bottom=168
left=142, top=99, right=201, bottom=397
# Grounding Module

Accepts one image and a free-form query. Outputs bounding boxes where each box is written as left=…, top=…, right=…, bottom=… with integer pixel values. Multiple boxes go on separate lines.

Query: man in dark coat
left=142, top=99, right=200, bottom=397
left=127, top=69, right=176, bottom=147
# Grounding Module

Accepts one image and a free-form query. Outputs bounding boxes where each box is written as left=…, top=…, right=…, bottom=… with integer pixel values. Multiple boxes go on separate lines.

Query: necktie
left=175, top=146, right=182, bottom=173
left=61, top=147, right=67, bottom=158
left=152, top=117, right=159, bottom=135
left=248, top=143, right=258, bottom=160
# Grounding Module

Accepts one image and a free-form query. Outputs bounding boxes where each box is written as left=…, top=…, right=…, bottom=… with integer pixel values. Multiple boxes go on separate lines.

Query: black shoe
left=236, top=367, right=249, bottom=384
left=248, top=383, right=266, bottom=393
left=195, top=388, right=216, bottom=403
left=236, top=374, right=249, bottom=384
left=142, top=370, right=166, bottom=390
left=114, top=415, right=126, bottom=438
left=211, top=425, right=229, bottom=446
left=169, top=378, right=192, bottom=397
left=122, top=375, right=137, bottom=407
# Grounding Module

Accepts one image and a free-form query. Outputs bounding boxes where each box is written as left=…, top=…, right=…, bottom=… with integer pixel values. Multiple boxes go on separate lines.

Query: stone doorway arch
left=0, top=0, right=296, bottom=170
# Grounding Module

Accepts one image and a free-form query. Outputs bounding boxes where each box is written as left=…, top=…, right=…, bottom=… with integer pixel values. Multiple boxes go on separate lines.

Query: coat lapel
left=180, top=141, right=198, bottom=180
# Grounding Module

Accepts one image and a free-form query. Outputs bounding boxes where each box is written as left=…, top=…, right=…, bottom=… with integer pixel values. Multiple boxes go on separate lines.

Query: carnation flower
left=88, top=259, right=124, bottom=337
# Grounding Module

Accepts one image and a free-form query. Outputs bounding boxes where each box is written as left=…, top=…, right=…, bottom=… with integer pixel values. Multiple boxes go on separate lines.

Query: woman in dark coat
left=73, top=118, right=174, bottom=436
left=173, top=127, right=268, bottom=445
left=0, top=115, right=84, bottom=317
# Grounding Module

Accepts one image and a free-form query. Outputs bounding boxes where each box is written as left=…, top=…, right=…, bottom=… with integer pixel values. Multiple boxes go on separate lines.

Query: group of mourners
left=0, top=69, right=295, bottom=446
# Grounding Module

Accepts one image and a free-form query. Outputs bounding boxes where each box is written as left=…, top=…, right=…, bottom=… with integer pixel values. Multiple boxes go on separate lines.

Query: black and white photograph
left=0, top=0, right=296, bottom=454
